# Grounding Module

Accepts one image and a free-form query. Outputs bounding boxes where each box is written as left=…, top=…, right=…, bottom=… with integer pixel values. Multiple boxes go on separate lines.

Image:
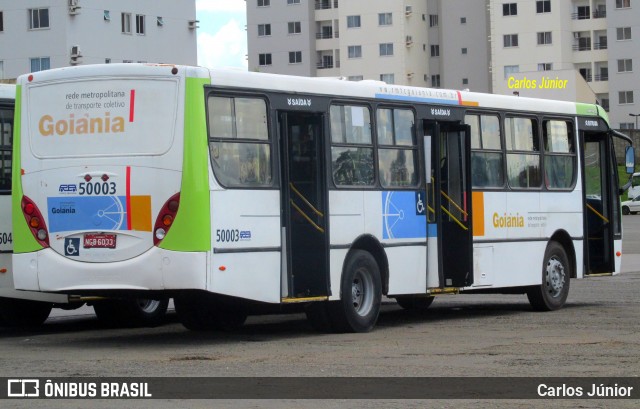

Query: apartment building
left=0, top=0, right=197, bottom=80
left=248, top=0, right=491, bottom=89
left=490, top=0, right=639, bottom=128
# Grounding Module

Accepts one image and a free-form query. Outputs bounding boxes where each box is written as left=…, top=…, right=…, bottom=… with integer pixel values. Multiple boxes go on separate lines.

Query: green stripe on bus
left=12, top=85, right=44, bottom=253
left=159, top=77, right=211, bottom=251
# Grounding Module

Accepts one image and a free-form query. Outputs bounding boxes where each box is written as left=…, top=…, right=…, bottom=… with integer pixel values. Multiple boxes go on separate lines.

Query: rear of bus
left=12, top=64, right=211, bottom=295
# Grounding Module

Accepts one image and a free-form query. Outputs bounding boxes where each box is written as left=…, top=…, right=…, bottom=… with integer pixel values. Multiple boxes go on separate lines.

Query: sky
left=196, top=0, right=248, bottom=70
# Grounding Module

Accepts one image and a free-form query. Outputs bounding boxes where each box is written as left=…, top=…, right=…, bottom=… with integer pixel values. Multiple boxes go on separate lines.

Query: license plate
left=83, top=234, right=116, bottom=249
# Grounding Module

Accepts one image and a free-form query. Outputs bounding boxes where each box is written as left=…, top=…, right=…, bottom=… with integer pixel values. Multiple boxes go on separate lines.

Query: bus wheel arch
left=348, top=235, right=389, bottom=295
left=328, top=248, right=382, bottom=333
left=527, top=239, right=572, bottom=311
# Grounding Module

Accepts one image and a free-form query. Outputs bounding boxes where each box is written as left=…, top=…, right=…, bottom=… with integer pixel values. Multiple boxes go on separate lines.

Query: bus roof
left=17, top=64, right=602, bottom=119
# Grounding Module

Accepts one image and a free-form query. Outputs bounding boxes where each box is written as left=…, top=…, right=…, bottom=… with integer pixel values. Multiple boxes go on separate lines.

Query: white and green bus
left=12, top=64, right=633, bottom=332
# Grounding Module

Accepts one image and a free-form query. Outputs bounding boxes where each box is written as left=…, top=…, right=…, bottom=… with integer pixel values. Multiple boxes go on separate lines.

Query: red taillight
left=21, top=196, right=49, bottom=248
left=153, top=193, right=180, bottom=246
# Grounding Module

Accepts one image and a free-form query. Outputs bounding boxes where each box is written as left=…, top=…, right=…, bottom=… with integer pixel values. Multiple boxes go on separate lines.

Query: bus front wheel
left=527, top=241, right=571, bottom=311
left=328, top=250, right=382, bottom=333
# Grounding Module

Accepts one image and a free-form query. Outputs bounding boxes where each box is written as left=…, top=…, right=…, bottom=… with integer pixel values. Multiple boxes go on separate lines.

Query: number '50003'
left=79, top=182, right=116, bottom=195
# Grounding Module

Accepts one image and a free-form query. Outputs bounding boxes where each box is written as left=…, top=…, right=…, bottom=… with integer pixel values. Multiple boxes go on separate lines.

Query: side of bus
left=10, top=66, right=630, bottom=333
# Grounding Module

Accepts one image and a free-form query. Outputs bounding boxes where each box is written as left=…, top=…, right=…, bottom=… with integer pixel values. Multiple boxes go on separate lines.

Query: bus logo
left=7, top=379, right=40, bottom=397
left=59, top=184, right=78, bottom=193
left=287, top=98, right=312, bottom=107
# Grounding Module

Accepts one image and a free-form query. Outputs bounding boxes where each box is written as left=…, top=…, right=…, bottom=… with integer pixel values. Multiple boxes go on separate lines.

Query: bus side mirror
left=626, top=146, right=635, bottom=175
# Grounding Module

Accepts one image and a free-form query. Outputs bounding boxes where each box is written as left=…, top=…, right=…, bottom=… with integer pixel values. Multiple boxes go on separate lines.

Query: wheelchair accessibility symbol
left=64, top=238, right=80, bottom=256
left=415, top=192, right=426, bottom=215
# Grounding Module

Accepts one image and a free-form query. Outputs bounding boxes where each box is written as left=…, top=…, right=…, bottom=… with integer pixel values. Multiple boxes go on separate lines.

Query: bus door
left=582, top=132, right=618, bottom=275
left=424, top=121, right=473, bottom=288
left=278, top=112, right=329, bottom=298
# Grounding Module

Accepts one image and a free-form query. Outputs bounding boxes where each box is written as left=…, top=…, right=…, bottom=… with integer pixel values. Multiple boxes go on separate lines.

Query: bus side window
left=505, top=116, right=541, bottom=189
left=543, top=120, right=575, bottom=190
left=465, top=114, right=504, bottom=188
left=0, top=108, right=11, bottom=192
left=207, top=96, right=272, bottom=187
left=377, top=108, right=418, bottom=188
left=330, top=104, right=374, bottom=186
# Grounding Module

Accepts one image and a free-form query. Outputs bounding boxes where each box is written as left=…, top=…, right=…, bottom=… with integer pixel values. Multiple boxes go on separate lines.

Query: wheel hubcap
left=137, top=299, right=160, bottom=314
left=545, top=257, right=565, bottom=298
left=351, top=269, right=374, bottom=316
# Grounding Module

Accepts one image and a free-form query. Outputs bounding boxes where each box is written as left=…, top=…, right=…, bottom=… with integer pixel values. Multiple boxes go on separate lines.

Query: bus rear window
left=27, top=78, right=179, bottom=158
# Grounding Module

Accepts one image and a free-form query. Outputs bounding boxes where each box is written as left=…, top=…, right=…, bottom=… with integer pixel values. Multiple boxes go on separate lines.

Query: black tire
left=395, top=295, right=435, bottom=311
left=622, top=206, right=630, bottom=215
left=175, top=292, right=247, bottom=331
left=527, top=241, right=571, bottom=311
left=93, top=297, right=169, bottom=327
left=327, top=250, right=382, bottom=333
left=0, top=297, right=52, bottom=327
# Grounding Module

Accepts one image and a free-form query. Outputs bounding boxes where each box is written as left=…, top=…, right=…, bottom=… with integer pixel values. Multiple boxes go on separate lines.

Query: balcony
left=316, top=30, right=339, bottom=39
left=572, top=43, right=592, bottom=51
left=594, top=74, right=608, bottom=81
left=593, top=41, right=607, bottom=50
left=316, top=60, right=340, bottom=69
left=315, top=0, right=338, bottom=10
left=593, top=9, right=606, bottom=18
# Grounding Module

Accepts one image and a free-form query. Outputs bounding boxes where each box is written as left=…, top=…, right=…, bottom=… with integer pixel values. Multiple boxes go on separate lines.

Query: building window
left=376, top=108, right=419, bottom=188
left=105, top=58, right=111, bottom=64
left=121, top=13, right=132, bottom=34
left=617, top=27, right=632, bottom=41
left=503, top=3, right=517, bottom=16
left=537, top=32, right=552, bottom=45
left=536, top=0, right=551, bottom=13
left=289, top=51, right=302, bottom=64
left=103, top=10, right=110, bottom=21
left=461, top=48, right=468, bottom=55
left=0, top=61, right=4, bottom=79
left=460, top=17, right=467, bottom=24
left=431, top=75, right=441, bottom=87
left=348, top=45, right=362, bottom=58
left=136, top=15, right=145, bottom=35
left=0, top=11, right=3, bottom=32
left=504, top=65, right=520, bottom=78
left=288, top=0, right=301, bottom=4
left=258, top=0, right=270, bottom=6
left=538, top=63, right=552, bottom=71
left=379, top=43, right=394, bottom=56
left=618, top=59, right=633, bottom=73
left=28, top=8, right=49, bottom=29
left=288, top=21, right=301, bottom=34
left=503, top=34, right=519, bottom=47
left=258, top=24, right=271, bottom=36
left=157, top=16, right=164, bottom=27
left=347, top=75, right=363, bottom=81
left=430, top=45, right=440, bottom=57
left=462, top=78, right=469, bottom=85
left=259, top=53, right=272, bottom=66
left=347, top=15, right=361, bottom=28
left=380, top=73, right=395, bottom=84
left=619, top=91, right=634, bottom=104
left=30, top=57, right=50, bottom=72
left=378, top=13, right=392, bottom=26
left=429, top=14, right=438, bottom=27
left=616, top=0, right=631, bottom=8
left=123, top=60, right=133, bottom=63
left=620, top=123, right=635, bottom=129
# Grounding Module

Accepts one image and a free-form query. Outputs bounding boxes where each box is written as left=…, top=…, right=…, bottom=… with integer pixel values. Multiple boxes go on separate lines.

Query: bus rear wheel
left=93, top=297, right=169, bottom=327
left=527, top=241, right=571, bottom=311
left=174, top=292, right=247, bottom=331
left=327, top=250, right=382, bottom=333
left=0, top=297, right=52, bottom=327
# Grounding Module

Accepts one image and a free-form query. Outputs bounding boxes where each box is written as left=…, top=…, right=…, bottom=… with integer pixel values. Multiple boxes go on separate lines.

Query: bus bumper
left=12, top=248, right=207, bottom=293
